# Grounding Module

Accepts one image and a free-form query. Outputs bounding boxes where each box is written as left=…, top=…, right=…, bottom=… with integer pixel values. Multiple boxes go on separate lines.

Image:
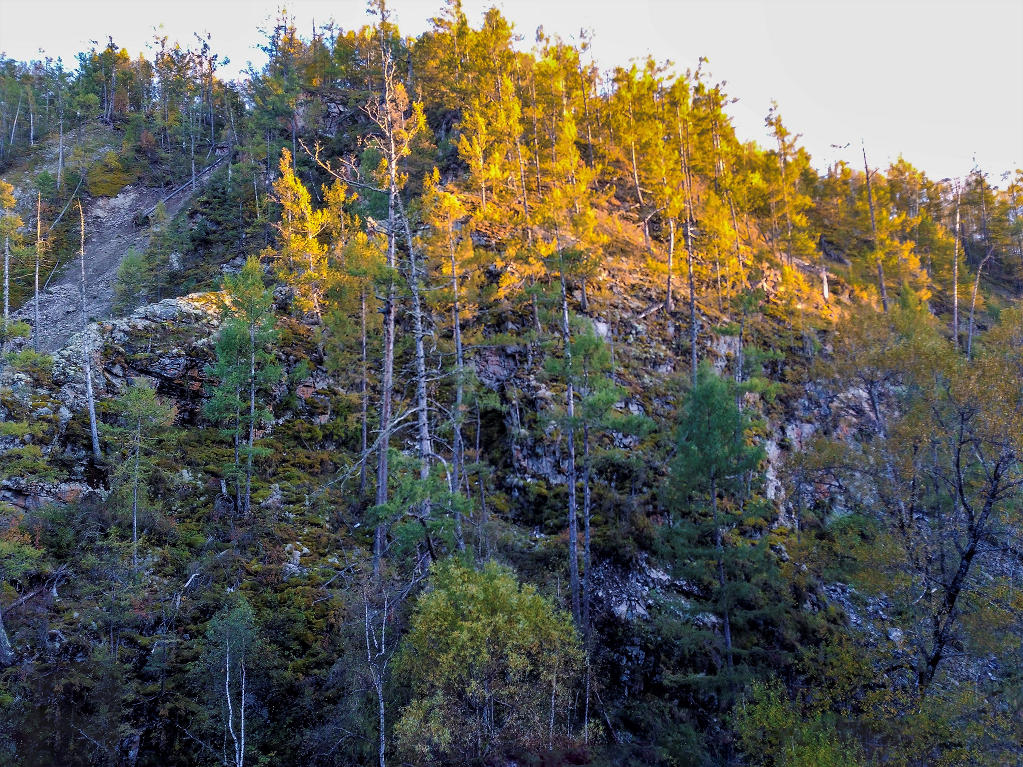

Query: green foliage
left=394, top=559, right=583, bottom=765
left=646, top=364, right=790, bottom=760
left=112, top=248, right=149, bottom=314
left=204, top=256, right=281, bottom=516
left=2, top=6, right=1022, bottom=767
left=85, top=150, right=139, bottom=197
left=734, top=681, right=864, bottom=767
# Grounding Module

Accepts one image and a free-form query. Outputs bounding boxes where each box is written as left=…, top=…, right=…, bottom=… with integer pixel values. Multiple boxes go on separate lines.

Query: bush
left=394, top=559, right=583, bottom=765
left=86, top=150, right=139, bottom=197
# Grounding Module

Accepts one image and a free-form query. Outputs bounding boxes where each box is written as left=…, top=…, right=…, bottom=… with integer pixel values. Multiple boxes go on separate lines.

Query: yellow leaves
left=272, top=149, right=334, bottom=317
left=0, top=180, right=15, bottom=212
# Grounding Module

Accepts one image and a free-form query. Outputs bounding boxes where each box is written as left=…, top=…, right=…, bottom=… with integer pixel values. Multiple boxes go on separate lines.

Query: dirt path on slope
left=15, top=183, right=196, bottom=353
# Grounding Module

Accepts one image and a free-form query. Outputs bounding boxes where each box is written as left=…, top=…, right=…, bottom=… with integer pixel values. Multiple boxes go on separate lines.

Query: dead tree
left=77, top=201, right=102, bottom=461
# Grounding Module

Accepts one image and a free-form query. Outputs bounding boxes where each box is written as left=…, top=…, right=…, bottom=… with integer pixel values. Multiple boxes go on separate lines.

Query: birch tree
left=77, top=200, right=102, bottom=461
left=199, top=600, right=258, bottom=767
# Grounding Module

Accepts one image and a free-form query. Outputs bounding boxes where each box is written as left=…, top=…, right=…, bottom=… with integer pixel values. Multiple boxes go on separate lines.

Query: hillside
left=1, top=5, right=1022, bottom=767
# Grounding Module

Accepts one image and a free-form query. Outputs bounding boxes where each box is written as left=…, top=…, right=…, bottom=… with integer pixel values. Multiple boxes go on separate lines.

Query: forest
left=1, top=2, right=1022, bottom=765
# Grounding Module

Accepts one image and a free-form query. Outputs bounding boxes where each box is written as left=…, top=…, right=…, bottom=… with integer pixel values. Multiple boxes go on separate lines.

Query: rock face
left=47, top=295, right=221, bottom=417
left=14, top=174, right=222, bottom=353
left=2, top=295, right=223, bottom=510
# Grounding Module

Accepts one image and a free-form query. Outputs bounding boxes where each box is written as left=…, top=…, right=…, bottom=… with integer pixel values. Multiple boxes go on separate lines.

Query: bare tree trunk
left=397, top=196, right=435, bottom=557
left=529, top=78, right=542, bottom=194
left=374, top=21, right=399, bottom=576
left=665, top=217, right=675, bottom=313
left=674, top=101, right=699, bottom=383
left=132, top=416, right=141, bottom=571
left=686, top=219, right=697, bottom=385
left=8, top=94, right=20, bottom=152
left=239, top=658, right=246, bottom=767
left=966, top=250, right=992, bottom=360
left=57, top=103, right=64, bottom=189
left=359, top=290, right=369, bottom=497
left=863, top=145, right=888, bottom=312
left=364, top=587, right=389, bottom=767
left=224, top=638, right=242, bottom=767
left=34, top=193, right=41, bottom=352
left=449, top=226, right=466, bottom=552
left=244, top=325, right=256, bottom=515
left=78, top=201, right=102, bottom=462
left=952, top=184, right=961, bottom=348
left=190, top=107, right=197, bottom=191
left=559, top=264, right=581, bottom=624
left=0, top=603, right=13, bottom=666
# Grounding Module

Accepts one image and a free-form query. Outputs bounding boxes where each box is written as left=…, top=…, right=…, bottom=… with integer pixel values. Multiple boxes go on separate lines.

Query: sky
left=2, top=0, right=1021, bottom=183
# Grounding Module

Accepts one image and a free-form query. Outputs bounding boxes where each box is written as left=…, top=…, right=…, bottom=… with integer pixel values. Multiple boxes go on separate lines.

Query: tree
left=735, top=681, right=865, bottom=767
left=272, top=148, right=330, bottom=321
left=0, top=180, right=26, bottom=379
left=394, top=559, right=582, bottom=765
left=109, top=381, right=175, bottom=570
left=661, top=363, right=771, bottom=699
left=196, top=599, right=259, bottom=767
left=206, top=256, right=280, bottom=517
left=532, top=56, right=605, bottom=622
left=820, top=300, right=1023, bottom=696
left=77, top=200, right=102, bottom=462
left=0, top=519, right=42, bottom=667
left=1, top=180, right=22, bottom=328
left=421, top=172, right=480, bottom=551
left=112, top=248, right=149, bottom=315
left=763, top=104, right=815, bottom=269
left=363, top=0, right=429, bottom=568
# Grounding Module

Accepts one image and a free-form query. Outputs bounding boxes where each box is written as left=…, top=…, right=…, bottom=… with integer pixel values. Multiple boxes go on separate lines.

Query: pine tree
left=206, top=256, right=280, bottom=517
left=661, top=364, right=773, bottom=702
left=109, top=381, right=175, bottom=570
left=272, top=148, right=330, bottom=321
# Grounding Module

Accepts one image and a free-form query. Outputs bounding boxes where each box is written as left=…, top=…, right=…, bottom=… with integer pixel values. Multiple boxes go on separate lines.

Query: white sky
left=2, top=0, right=1021, bottom=182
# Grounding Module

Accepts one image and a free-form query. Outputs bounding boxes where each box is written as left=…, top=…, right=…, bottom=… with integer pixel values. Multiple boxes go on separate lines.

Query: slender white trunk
left=397, top=197, right=433, bottom=547
left=952, top=185, right=961, bottom=348
left=34, top=193, right=41, bottom=352
left=967, top=251, right=992, bottom=360
left=57, top=108, right=64, bottom=189
left=245, top=324, right=255, bottom=515
left=190, top=107, right=197, bottom=191
left=374, top=22, right=398, bottom=574
left=224, top=639, right=241, bottom=767
left=450, top=227, right=466, bottom=552
left=8, top=94, right=20, bottom=150
left=239, top=655, right=246, bottom=767
left=863, top=145, right=888, bottom=312
left=359, top=290, right=369, bottom=496
left=666, top=218, right=675, bottom=312
left=132, top=417, right=141, bottom=571
left=686, top=219, right=697, bottom=385
left=78, top=202, right=102, bottom=461
left=559, top=263, right=581, bottom=624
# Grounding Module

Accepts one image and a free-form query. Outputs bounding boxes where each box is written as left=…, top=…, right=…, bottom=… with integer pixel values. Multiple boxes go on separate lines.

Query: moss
left=86, top=150, right=141, bottom=197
